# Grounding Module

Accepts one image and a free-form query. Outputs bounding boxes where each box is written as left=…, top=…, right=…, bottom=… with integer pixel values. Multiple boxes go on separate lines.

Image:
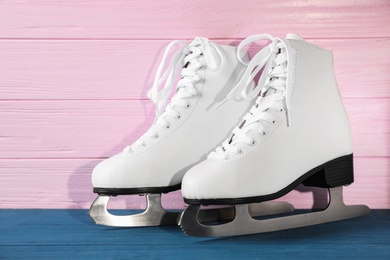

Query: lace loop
left=209, top=34, right=294, bottom=160
left=147, top=40, right=187, bottom=117
left=220, top=35, right=292, bottom=126
left=216, top=34, right=275, bottom=107
left=124, top=37, right=224, bottom=154
left=196, top=37, right=224, bottom=70
left=147, top=38, right=224, bottom=117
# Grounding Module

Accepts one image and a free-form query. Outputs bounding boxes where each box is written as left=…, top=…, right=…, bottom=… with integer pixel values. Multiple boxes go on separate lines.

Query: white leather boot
left=179, top=34, right=370, bottom=236
left=89, top=37, right=256, bottom=227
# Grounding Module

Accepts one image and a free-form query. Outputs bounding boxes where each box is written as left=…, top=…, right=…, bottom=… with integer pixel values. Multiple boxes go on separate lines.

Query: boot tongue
left=235, top=85, right=281, bottom=138
left=262, top=87, right=278, bottom=97
left=176, top=45, right=207, bottom=95
left=189, top=37, right=202, bottom=46
left=286, top=33, right=304, bottom=41
left=185, top=54, right=205, bottom=71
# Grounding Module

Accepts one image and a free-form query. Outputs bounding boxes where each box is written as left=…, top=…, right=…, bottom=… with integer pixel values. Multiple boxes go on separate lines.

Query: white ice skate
left=179, top=34, right=370, bottom=236
left=89, top=37, right=293, bottom=227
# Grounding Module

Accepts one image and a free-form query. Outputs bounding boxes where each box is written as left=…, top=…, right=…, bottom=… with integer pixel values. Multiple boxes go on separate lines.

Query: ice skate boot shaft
left=90, top=37, right=256, bottom=226
left=180, top=34, right=370, bottom=236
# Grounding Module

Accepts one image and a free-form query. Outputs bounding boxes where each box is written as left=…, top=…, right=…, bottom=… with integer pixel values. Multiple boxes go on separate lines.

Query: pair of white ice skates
left=90, top=34, right=370, bottom=236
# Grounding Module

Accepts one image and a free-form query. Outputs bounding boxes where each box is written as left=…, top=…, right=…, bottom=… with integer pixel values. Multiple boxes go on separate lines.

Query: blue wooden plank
left=0, top=210, right=389, bottom=259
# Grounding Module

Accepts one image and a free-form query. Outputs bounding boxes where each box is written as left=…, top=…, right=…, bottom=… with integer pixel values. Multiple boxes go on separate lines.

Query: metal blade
left=89, top=194, right=179, bottom=227
left=90, top=193, right=294, bottom=227
left=179, top=186, right=371, bottom=237
left=197, top=201, right=294, bottom=222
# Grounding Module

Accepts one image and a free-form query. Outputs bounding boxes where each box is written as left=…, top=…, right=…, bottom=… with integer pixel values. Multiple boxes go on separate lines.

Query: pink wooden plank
left=1, top=0, right=389, bottom=39
left=0, top=40, right=161, bottom=100
left=0, top=99, right=388, bottom=158
left=0, top=158, right=101, bottom=209
left=313, top=39, right=390, bottom=99
left=0, top=158, right=178, bottom=209
left=345, top=98, right=390, bottom=157
left=0, top=99, right=155, bottom=158
left=0, top=157, right=387, bottom=209
left=1, top=38, right=389, bottom=100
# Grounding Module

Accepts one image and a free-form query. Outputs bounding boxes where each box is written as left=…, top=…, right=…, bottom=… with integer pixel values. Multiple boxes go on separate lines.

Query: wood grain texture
left=0, top=99, right=388, bottom=158
left=0, top=157, right=387, bottom=209
left=0, top=1, right=389, bottom=209
left=1, top=0, right=389, bottom=39
left=0, top=100, right=154, bottom=158
left=1, top=210, right=389, bottom=258
left=1, top=38, right=389, bottom=100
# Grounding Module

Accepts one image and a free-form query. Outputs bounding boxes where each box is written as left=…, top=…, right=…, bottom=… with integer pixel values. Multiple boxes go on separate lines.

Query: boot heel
left=302, top=154, right=354, bottom=188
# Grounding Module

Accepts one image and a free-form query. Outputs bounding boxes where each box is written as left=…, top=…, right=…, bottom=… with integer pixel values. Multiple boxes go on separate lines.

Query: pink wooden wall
left=1, top=0, right=389, bottom=210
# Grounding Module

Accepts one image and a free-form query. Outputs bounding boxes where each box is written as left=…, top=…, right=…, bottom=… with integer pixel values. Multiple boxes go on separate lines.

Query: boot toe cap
left=91, top=153, right=128, bottom=188
left=182, top=160, right=226, bottom=200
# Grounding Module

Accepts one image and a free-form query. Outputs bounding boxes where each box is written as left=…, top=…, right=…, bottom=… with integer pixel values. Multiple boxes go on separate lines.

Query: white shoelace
left=123, top=37, right=224, bottom=153
left=210, top=35, right=293, bottom=160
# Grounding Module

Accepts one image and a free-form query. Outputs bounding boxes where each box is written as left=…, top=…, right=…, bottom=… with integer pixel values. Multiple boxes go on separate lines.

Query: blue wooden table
left=1, top=209, right=389, bottom=259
